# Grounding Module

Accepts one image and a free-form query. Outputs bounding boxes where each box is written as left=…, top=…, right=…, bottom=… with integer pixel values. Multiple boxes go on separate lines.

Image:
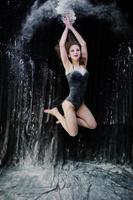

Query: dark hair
left=55, top=32, right=86, bottom=66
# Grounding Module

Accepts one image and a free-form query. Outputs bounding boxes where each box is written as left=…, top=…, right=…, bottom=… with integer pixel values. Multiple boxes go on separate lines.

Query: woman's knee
left=68, top=128, right=78, bottom=137
left=88, top=120, right=97, bottom=129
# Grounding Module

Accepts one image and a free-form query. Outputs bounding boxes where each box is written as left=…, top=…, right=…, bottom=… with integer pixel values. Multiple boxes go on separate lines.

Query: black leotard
left=65, top=68, right=89, bottom=109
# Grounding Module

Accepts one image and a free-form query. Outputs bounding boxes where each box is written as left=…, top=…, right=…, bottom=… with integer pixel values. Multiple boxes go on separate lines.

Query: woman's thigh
left=62, top=100, right=78, bottom=135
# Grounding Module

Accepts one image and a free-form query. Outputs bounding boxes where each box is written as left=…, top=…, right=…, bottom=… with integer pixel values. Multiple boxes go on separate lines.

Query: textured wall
left=0, top=0, right=132, bottom=166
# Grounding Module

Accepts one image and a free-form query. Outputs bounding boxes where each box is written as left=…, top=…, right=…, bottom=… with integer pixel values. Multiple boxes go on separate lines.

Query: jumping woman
left=44, top=16, right=97, bottom=137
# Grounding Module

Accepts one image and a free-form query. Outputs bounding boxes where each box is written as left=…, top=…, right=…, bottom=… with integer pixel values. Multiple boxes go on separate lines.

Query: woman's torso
left=65, top=64, right=89, bottom=109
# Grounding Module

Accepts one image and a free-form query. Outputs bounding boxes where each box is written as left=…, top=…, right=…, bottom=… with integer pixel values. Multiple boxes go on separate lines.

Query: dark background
left=0, top=0, right=133, bottom=166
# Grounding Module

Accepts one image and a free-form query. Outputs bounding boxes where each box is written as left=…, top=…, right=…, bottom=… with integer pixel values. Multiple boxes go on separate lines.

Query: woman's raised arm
left=64, top=16, right=88, bottom=66
left=59, top=21, right=69, bottom=67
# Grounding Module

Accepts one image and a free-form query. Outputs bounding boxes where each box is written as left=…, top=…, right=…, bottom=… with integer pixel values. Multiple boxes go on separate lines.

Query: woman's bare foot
left=44, top=107, right=58, bottom=117
left=44, top=107, right=62, bottom=125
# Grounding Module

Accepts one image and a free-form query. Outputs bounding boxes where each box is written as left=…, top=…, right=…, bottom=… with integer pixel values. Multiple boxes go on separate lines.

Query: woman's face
left=69, top=44, right=81, bottom=61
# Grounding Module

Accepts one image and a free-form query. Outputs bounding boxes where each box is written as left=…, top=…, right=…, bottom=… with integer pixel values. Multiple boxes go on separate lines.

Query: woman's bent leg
left=44, top=101, right=78, bottom=136
left=62, top=100, right=78, bottom=136
left=44, top=107, right=68, bottom=132
left=77, top=117, right=89, bottom=128
left=76, top=104, right=97, bottom=129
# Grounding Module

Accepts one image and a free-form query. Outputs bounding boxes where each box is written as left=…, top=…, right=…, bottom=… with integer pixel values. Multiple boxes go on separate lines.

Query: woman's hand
left=62, top=16, right=72, bottom=29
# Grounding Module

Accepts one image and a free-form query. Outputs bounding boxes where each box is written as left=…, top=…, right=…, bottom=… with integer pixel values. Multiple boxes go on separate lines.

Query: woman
left=44, top=16, right=97, bottom=137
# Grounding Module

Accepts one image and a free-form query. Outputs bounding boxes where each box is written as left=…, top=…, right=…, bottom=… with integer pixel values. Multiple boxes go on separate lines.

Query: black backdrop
left=0, top=0, right=132, bottom=166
